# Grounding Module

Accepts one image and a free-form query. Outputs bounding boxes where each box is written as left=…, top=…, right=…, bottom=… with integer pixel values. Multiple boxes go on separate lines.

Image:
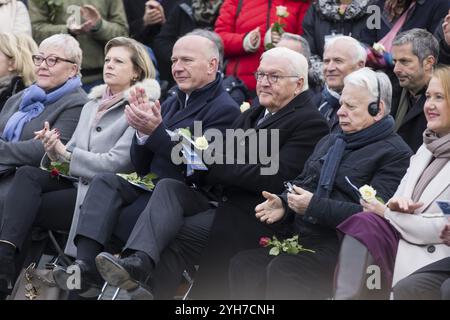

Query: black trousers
left=393, top=257, right=450, bottom=300
left=151, top=209, right=216, bottom=299
left=124, top=178, right=212, bottom=267
left=74, top=173, right=150, bottom=252
left=229, top=235, right=340, bottom=300
left=0, top=165, right=76, bottom=251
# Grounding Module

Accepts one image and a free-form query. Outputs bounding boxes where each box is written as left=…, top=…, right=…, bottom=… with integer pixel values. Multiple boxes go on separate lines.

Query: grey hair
left=39, top=34, right=82, bottom=76
left=183, top=30, right=221, bottom=68
left=343, top=67, right=392, bottom=115
left=392, top=28, right=439, bottom=63
left=279, top=32, right=311, bottom=60
left=261, top=47, right=309, bottom=91
left=324, top=35, right=367, bottom=65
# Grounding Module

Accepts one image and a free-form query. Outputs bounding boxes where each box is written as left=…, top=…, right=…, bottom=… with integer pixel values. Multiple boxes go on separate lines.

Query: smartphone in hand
left=284, top=181, right=294, bottom=194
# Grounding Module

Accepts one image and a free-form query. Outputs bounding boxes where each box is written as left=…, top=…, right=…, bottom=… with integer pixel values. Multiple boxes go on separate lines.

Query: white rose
left=194, top=136, right=209, bottom=150
left=359, top=185, right=377, bottom=202
left=240, top=101, right=251, bottom=113
left=276, top=5, right=289, bottom=18
left=373, top=42, right=386, bottom=53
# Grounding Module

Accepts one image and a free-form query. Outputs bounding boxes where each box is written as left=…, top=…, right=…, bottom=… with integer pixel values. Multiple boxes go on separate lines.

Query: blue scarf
left=316, top=115, right=395, bottom=198
left=1, top=76, right=82, bottom=142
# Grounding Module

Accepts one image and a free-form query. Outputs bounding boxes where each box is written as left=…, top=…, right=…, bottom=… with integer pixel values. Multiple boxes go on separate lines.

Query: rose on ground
left=259, top=236, right=270, bottom=247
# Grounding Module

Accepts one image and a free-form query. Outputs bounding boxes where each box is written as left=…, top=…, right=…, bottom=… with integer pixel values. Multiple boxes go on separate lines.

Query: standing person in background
left=0, top=33, right=37, bottom=112
left=0, top=0, right=32, bottom=35
left=28, top=0, right=129, bottom=92
left=123, top=0, right=180, bottom=48
left=215, top=0, right=311, bottom=96
left=302, top=0, right=375, bottom=59
left=153, top=0, right=223, bottom=88
left=361, top=0, right=450, bottom=52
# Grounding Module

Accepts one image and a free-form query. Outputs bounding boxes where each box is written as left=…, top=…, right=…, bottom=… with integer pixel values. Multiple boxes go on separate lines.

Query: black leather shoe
left=53, top=260, right=102, bottom=298
left=95, top=252, right=153, bottom=300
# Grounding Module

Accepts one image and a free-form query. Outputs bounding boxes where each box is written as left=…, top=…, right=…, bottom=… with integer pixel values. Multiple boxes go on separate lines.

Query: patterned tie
left=257, top=112, right=272, bottom=127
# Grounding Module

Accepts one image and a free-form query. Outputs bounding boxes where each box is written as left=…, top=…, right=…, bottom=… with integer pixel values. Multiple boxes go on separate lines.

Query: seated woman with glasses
left=0, top=33, right=38, bottom=113
left=0, top=36, right=160, bottom=299
left=0, top=32, right=87, bottom=218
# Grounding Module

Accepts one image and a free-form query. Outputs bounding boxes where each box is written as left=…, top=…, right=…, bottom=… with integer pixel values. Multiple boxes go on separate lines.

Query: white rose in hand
left=194, top=136, right=209, bottom=150
left=359, top=185, right=377, bottom=202
left=276, top=5, right=289, bottom=18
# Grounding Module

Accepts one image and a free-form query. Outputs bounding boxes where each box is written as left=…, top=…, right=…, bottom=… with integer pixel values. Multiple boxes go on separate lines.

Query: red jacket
left=215, top=0, right=310, bottom=92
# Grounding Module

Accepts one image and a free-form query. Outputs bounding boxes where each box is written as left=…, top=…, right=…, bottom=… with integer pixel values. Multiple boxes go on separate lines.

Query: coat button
left=240, top=141, right=245, bottom=146
left=222, top=196, right=228, bottom=202
left=96, top=126, right=102, bottom=132
left=427, top=245, right=435, bottom=253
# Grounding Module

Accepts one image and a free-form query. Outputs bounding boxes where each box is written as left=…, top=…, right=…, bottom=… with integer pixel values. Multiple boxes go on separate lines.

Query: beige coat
left=60, top=78, right=160, bottom=257
left=385, top=145, right=450, bottom=286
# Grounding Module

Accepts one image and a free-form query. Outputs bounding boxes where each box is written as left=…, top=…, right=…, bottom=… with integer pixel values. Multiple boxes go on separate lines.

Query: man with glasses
left=93, top=47, right=329, bottom=299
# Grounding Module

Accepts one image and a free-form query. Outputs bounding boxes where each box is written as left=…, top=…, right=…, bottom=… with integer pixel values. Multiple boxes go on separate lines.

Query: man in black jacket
left=53, top=32, right=240, bottom=297
left=94, top=47, right=329, bottom=299
left=391, top=28, right=439, bottom=152
left=228, top=68, right=413, bottom=300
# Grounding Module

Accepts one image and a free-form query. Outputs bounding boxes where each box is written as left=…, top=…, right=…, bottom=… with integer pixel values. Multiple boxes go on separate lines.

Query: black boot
left=95, top=251, right=153, bottom=300
left=0, top=240, right=16, bottom=294
left=334, top=235, right=389, bottom=300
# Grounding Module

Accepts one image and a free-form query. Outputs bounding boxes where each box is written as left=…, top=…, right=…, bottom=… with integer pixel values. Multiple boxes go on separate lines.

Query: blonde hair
left=0, top=33, right=37, bottom=86
left=105, top=37, right=156, bottom=82
left=432, top=65, right=450, bottom=109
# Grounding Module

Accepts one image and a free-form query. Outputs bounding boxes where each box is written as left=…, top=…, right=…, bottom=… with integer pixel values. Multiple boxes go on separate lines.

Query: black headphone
left=368, top=77, right=381, bottom=117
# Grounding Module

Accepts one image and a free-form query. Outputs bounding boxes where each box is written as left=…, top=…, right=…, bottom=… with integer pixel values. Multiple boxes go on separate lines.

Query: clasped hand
left=34, top=121, right=66, bottom=161
left=125, top=87, right=162, bottom=136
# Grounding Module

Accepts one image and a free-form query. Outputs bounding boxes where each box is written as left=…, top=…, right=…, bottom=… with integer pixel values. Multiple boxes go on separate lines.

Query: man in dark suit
left=53, top=31, right=240, bottom=296
left=391, top=28, right=439, bottom=152
left=94, top=47, right=330, bottom=299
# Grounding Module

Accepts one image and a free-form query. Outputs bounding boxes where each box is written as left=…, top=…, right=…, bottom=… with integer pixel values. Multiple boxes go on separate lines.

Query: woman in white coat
left=334, top=65, right=450, bottom=300
left=0, top=37, right=160, bottom=298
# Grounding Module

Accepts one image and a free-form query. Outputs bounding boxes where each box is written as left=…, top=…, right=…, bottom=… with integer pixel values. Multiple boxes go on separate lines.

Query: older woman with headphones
left=334, top=65, right=450, bottom=300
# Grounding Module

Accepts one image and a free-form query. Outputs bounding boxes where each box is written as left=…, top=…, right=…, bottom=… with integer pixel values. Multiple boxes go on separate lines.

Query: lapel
left=255, top=90, right=311, bottom=130
left=402, top=146, right=432, bottom=200
left=400, top=91, right=426, bottom=127
left=418, top=160, right=450, bottom=213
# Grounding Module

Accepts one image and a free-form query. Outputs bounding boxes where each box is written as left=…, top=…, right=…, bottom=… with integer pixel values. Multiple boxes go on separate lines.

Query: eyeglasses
left=32, top=55, right=75, bottom=67
left=254, top=72, right=299, bottom=84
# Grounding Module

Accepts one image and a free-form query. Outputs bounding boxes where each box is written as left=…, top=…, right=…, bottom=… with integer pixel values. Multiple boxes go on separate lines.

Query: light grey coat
left=63, top=78, right=160, bottom=256
left=0, top=87, right=87, bottom=216
left=385, top=145, right=450, bottom=286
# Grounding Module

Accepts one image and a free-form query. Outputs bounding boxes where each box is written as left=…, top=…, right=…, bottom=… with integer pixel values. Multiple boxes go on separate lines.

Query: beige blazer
left=385, top=145, right=450, bottom=286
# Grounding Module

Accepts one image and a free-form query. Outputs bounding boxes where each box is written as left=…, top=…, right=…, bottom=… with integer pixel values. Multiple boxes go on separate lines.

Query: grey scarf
left=412, top=129, right=450, bottom=202
left=317, top=0, right=373, bottom=21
